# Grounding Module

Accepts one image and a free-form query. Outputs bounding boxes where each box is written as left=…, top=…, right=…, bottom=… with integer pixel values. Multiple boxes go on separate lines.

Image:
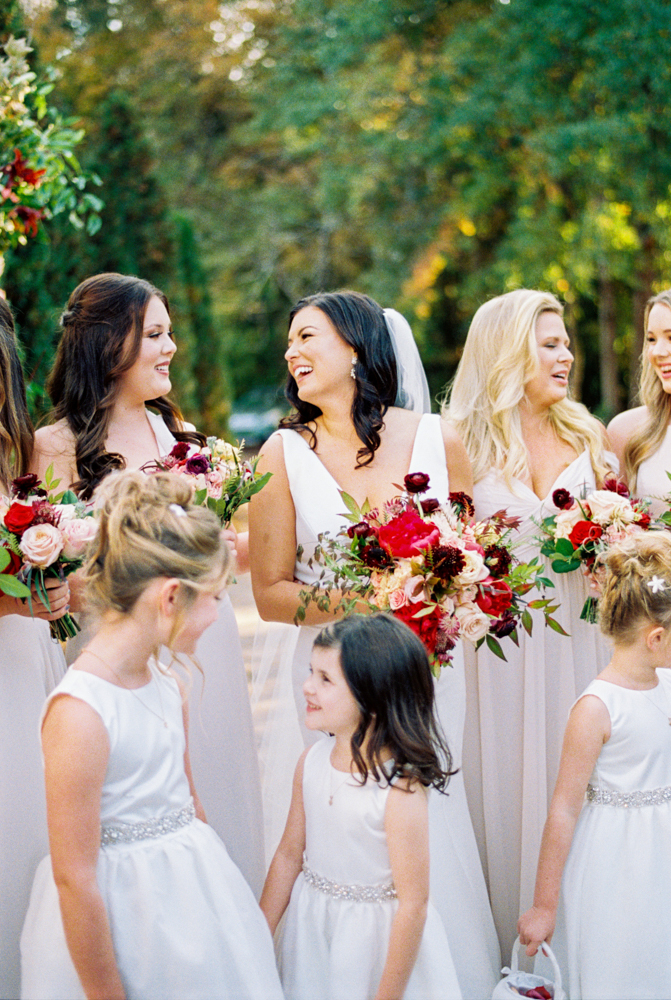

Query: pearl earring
left=350, top=356, right=357, bottom=380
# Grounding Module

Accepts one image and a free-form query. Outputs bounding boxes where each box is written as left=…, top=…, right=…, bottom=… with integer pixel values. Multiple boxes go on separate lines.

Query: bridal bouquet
left=144, top=437, right=271, bottom=525
left=0, top=471, right=98, bottom=640
left=539, top=477, right=653, bottom=622
left=296, top=472, right=563, bottom=675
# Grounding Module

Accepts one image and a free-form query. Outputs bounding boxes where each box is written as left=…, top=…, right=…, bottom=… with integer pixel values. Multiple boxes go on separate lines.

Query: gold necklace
left=83, top=647, right=168, bottom=728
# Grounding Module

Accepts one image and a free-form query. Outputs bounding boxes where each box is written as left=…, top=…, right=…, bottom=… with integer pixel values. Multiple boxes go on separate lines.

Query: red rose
left=475, top=579, right=514, bottom=617
left=378, top=510, right=440, bottom=558
left=394, top=601, right=442, bottom=651
left=568, top=520, right=602, bottom=548
left=637, top=512, right=652, bottom=529
left=4, top=501, right=36, bottom=534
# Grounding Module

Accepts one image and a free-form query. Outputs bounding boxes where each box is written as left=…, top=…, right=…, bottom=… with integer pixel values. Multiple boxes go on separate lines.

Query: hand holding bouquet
left=0, top=470, right=98, bottom=640
left=144, top=437, right=271, bottom=526
left=296, top=472, right=564, bottom=675
left=539, top=477, right=653, bottom=622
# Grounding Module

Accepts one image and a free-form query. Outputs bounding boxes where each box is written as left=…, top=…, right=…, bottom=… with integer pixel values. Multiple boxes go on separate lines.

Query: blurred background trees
left=3, top=0, right=671, bottom=430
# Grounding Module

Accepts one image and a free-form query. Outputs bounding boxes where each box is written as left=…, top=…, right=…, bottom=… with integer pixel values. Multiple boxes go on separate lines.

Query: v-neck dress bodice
left=462, top=447, right=614, bottom=961
left=253, top=414, right=500, bottom=998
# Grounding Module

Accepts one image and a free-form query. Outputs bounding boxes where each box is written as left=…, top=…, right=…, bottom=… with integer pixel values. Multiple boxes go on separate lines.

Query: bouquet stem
left=49, top=612, right=80, bottom=643
left=580, top=596, right=599, bottom=624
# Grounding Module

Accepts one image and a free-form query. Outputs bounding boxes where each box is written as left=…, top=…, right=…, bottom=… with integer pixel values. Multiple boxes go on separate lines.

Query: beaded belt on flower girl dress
left=100, top=802, right=196, bottom=846
left=586, top=784, right=671, bottom=808
left=301, top=861, right=397, bottom=902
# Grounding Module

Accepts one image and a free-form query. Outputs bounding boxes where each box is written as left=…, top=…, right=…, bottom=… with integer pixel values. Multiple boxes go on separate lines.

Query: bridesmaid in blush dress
left=444, top=288, right=615, bottom=960
left=608, top=288, right=671, bottom=514
left=31, top=273, right=265, bottom=895
left=250, top=290, right=501, bottom=998
left=0, top=298, right=69, bottom=1000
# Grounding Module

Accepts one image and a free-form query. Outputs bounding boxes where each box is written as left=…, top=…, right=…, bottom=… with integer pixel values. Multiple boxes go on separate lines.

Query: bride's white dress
left=463, top=450, right=612, bottom=960
left=66, top=410, right=265, bottom=895
left=0, top=618, right=66, bottom=999
left=253, top=414, right=500, bottom=999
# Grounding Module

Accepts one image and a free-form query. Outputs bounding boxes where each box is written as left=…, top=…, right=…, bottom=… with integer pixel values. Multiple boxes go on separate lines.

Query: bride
left=249, top=290, right=500, bottom=998
left=30, top=272, right=265, bottom=895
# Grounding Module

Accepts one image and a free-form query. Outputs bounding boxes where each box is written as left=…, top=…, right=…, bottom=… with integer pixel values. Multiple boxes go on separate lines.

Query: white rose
left=453, top=548, right=488, bottom=586
left=554, top=504, right=584, bottom=539
left=455, top=602, right=490, bottom=643
left=60, top=517, right=99, bottom=560
left=54, top=504, right=78, bottom=521
left=19, top=523, right=63, bottom=567
left=587, top=490, right=636, bottom=526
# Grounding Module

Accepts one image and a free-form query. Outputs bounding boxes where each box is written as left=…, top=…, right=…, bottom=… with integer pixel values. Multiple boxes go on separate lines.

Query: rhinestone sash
left=302, top=861, right=397, bottom=902
left=100, top=802, right=195, bottom=846
left=586, top=784, right=671, bottom=808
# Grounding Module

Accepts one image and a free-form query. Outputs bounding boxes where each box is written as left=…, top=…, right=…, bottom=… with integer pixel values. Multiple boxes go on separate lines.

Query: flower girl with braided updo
left=518, top=532, right=671, bottom=999
left=20, top=472, right=283, bottom=1000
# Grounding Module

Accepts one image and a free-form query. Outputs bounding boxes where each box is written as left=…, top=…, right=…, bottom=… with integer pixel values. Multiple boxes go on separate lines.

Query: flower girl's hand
left=517, top=905, right=556, bottom=957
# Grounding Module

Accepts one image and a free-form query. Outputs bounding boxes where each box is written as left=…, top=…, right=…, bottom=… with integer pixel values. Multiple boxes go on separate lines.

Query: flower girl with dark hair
left=261, top=613, right=462, bottom=1000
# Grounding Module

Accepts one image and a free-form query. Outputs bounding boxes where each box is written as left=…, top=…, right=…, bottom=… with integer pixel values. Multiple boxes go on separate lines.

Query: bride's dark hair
left=46, top=273, right=203, bottom=500
left=279, top=290, right=398, bottom=467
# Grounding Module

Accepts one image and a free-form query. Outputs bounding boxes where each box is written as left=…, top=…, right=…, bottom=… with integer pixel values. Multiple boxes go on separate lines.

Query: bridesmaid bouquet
left=0, top=470, right=98, bottom=640
left=538, top=477, right=653, bottom=622
left=296, top=473, right=564, bottom=675
left=144, top=437, right=271, bottom=526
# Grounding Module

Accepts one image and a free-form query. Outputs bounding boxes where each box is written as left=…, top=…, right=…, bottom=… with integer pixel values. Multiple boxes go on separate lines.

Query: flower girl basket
left=491, top=937, right=566, bottom=1000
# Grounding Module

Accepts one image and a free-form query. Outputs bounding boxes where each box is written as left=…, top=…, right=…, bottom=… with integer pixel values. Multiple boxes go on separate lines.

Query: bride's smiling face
left=116, top=295, right=176, bottom=405
left=285, top=306, right=355, bottom=405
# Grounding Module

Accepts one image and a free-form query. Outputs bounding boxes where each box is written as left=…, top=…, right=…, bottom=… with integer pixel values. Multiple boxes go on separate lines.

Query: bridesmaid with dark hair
left=0, top=297, right=69, bottom=999
left=31, top=272, right=266, bottom=896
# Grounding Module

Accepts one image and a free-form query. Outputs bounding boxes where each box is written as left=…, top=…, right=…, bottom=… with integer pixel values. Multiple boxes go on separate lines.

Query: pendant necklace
left=329, top=761, right=354, bottom=805
left=83, top=647, right=168, bottom=728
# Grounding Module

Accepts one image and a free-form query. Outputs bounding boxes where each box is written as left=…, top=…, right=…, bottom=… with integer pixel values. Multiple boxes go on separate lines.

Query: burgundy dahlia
left=11, top=473, right=43, bottom=499
left=431, top=545, right=466, bottom=580
left=484, top=544, right=512, bottom=578
left=170, top=442, right=190, bottom=461
left=360, top=544, right=393, bottom=569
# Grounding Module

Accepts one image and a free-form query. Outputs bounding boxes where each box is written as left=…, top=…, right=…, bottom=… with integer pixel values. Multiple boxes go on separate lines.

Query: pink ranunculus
left=60, top=517, right=98, bottom=560
left=19, top=523, right=63, bottom=567
left=389, top=588, right=409, bottom=611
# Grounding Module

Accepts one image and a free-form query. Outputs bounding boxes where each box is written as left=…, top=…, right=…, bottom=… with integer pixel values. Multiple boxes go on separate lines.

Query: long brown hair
left=0, top=297, right=34, bottom=488
left=624, top=289, right=671, bottom=491
left=47, top=273, right=202, bottom=499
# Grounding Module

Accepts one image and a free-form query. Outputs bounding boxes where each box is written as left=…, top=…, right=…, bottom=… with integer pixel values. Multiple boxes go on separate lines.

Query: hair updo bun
left=81, top=471, right=230, bottom=622
left=599, top=531, right=671, bottom=644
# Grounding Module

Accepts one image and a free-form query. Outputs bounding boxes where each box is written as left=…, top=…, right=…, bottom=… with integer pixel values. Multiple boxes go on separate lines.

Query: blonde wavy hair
left=443, top=289, right=609, bottom=488
left=623, top=289, right=671, bottom=491
left=81, top=471, right=230, bottom=652
left=600, top=531, right=671, bottom=645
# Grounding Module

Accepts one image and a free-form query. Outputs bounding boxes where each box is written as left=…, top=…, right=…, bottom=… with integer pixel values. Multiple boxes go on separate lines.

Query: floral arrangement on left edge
left=0, top=470, right=97, bottom=641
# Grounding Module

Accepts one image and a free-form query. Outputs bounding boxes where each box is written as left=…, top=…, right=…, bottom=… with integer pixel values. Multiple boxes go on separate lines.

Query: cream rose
left=54, top=503, right=78, bottom=521
left=587, top=490, right=636, bottom=526
left=455, top=602, right=490, bottom=643
left=60, top=517, right=99, bottom=560
left=554, top=504, right=584, bottom=539
left=19, top=523, right=63, bottom=567
left=453, top=548, right=488, bottom=586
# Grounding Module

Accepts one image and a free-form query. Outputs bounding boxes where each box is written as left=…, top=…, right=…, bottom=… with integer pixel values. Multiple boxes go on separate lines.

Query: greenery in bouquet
left=539, top=477, right=653, bottom=623
left=0, top=469, right=97, bottom=641
left=296, top=472, right=564, bottom=676
left=144, top=437, right=271, bottom=526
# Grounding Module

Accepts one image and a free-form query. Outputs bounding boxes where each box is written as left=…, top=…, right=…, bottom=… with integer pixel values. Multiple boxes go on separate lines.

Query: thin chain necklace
left=83, top=647, right=168, bottom=728
left=638, top=682, right=671, bottom=727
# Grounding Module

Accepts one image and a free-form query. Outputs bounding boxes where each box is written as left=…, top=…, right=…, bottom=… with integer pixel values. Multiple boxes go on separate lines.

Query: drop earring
left=350, top=356, right=357, bottom=380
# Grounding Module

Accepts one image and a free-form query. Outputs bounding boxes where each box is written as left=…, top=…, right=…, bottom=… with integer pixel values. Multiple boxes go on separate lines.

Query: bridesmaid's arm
left=249, top=434, right=365, bottom=626
left=440, top=420, right=474, bottom=498
left=517, top=694, right=610, bottom=957
left=42, top=695, right=126, bottom=1000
